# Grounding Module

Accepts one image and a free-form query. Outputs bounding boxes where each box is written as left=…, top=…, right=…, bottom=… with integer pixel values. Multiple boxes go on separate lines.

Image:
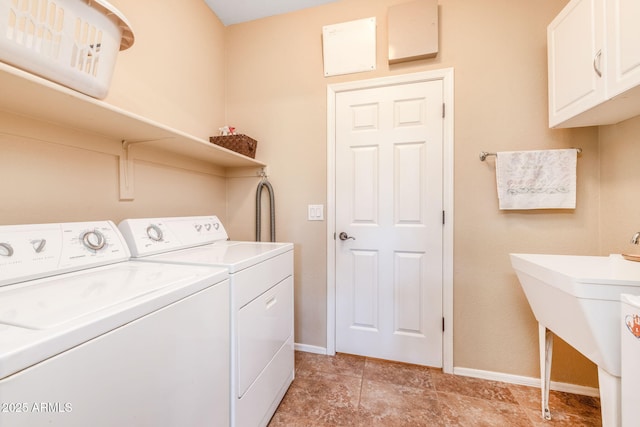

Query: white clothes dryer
left=0, top=221, right=230, bottom=427
left=621, top=293, right=640, bottom=426
left=119, top=215, right=294, bottom=427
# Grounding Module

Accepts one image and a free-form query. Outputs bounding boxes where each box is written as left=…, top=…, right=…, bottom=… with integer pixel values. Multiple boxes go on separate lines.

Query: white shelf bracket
left=119, top=139, right=140, bottom=200
left=118, top=138, right=174, bottom=200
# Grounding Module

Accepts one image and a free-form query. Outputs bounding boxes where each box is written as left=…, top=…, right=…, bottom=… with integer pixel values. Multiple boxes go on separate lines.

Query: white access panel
left=322, top=17, right=376, bottom=77
left=388, top=0, right=439, bottom=64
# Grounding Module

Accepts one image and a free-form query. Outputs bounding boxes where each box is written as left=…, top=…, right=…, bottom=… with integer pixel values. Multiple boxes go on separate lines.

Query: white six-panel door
left=334, top=79, right=444, bottom=367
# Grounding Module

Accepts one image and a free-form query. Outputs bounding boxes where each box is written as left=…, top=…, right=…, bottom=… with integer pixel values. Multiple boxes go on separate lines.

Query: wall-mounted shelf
left=0, top=62, right=266, bottom=200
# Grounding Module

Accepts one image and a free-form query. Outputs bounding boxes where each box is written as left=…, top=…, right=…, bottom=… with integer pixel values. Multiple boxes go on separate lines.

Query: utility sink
left=510, top=253, right=640, bottom=427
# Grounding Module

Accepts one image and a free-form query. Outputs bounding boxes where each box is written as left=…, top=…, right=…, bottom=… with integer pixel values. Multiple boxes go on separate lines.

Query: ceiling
left=203, top=0, right=340, bottom=26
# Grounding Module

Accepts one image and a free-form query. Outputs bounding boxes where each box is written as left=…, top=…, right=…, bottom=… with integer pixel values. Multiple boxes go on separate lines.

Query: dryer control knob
left=0, top=242, right=14, bottom=257
left=31, top=239, right=47, bottom=253
left=146, top=224, right=164, bottom=242
left=82, top=230, right=106, bottom=251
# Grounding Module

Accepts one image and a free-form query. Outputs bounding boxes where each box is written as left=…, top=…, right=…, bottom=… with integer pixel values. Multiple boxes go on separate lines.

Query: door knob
left=338, top=232, right=355, bottom=241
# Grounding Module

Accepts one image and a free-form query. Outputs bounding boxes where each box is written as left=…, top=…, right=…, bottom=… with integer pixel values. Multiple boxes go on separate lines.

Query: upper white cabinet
left=548, top=0, right=605, bottom=127
left=606, top=0, right=640, bottom=95
left=548, top=0, right=640, bottom=128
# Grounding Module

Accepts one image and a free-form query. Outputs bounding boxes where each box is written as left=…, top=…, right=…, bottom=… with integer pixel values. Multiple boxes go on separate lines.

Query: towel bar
left=479, top=148, right=582, bottom=161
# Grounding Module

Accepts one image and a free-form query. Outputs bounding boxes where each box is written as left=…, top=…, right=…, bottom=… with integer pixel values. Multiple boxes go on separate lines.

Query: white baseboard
left=453, top=367, right=600, bottom=397
left=292, top=345, right=600, bottom=398
left=294, top=343, right=328, bottom=355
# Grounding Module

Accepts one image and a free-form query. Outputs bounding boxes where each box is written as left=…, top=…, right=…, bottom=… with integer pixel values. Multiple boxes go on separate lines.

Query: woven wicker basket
left=209, top=134, right=257, bottom=158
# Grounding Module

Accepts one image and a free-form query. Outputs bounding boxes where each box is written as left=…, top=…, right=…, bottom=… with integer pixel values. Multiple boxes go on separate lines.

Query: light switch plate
left=308, top=204, right=324, bottom=221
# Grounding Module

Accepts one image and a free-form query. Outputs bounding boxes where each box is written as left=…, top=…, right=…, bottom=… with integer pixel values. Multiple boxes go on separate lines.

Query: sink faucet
left=632, top=232, right=640, bottom=244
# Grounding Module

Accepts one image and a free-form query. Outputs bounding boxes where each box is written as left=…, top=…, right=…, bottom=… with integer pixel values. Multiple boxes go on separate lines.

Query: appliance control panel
left=0, top=221, right=130, bottom=287
left=118, top=215, right=229, bottom=257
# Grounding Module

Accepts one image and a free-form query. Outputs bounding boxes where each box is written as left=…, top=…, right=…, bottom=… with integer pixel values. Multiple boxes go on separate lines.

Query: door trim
left=326, top=69, right=454, bottom=373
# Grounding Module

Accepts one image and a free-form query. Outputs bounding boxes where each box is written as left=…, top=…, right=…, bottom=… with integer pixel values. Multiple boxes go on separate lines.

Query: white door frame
left=326, top=69, right=454, bottom=373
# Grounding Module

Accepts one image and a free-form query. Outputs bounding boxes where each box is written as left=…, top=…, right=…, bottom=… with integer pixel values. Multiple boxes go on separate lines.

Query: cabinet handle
left=593, top=49, right=602, bottom=78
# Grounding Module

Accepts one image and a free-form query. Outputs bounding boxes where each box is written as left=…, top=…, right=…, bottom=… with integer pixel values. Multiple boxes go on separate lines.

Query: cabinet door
left=548, top=0, right=605, bottom=127
left=607, top=0, right=640, bottom=96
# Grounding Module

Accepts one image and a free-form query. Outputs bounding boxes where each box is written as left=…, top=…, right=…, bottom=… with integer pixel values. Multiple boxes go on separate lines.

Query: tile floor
left=268, top=352, right=602, bottom=427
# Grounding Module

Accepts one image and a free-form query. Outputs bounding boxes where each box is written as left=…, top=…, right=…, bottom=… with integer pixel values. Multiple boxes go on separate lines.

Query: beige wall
left=5, top=0, right=640, bottom=389
left=0, top=0, right=229, bottom=226
left=106, top=0, right=227, bottom=139
left=225, top=0, right=605, bottom=387
left=600, top=116, right=640, bottom=254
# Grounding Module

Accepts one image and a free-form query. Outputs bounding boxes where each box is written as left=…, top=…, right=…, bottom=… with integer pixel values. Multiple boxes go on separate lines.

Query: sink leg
left=597, top=367, right=621, bottom=427
left=539, top=324, right=553, bottom=420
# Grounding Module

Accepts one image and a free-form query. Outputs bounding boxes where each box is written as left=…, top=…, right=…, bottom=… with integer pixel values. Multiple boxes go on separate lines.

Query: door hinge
left=442, top=210, right=445, bottom=225
left=442, top=317, right=445, bottom=332
left=442, top=103, right=445, bottom=118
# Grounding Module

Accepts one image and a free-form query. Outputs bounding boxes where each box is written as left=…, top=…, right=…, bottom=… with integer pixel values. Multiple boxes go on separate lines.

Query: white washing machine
left=0, top=221, right=230, bottom=427
left=621, top=293, right=640, bottom=427
left=119, top=215, right=294, bottom=427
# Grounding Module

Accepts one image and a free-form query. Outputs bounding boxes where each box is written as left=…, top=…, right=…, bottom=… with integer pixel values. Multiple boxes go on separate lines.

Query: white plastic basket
left=0, top=0, right=134, bottom=98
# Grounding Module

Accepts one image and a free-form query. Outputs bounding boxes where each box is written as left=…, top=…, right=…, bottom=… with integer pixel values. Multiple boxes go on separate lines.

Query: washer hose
left=256, top=178, right=275, bottom=242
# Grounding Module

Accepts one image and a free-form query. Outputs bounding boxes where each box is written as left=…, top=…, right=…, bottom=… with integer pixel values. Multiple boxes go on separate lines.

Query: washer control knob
left=195, top=224, right=203, bottom=232
left=82, top=230, right=106, bottom=251
left=31, top=239, right=47, bottom=253
left=0, top=242, right=14, bottom=257
left=146, top=224, right=164, bottom=242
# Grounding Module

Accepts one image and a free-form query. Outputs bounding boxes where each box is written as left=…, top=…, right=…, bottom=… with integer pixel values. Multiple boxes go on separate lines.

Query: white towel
left=496, top=149, right=577, bottom=210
